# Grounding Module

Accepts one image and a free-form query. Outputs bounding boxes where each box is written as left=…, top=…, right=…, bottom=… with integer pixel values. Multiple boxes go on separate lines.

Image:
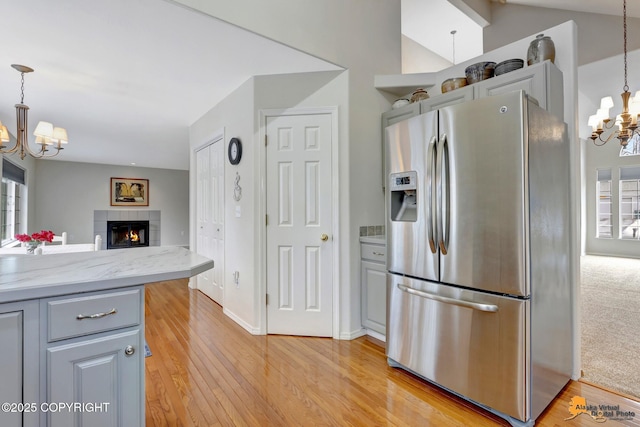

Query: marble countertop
left=0, top=246, right=213, bottom=304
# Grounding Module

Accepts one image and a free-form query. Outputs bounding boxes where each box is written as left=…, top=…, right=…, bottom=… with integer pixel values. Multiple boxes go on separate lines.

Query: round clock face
left=228, top=138, right=242, bottom=165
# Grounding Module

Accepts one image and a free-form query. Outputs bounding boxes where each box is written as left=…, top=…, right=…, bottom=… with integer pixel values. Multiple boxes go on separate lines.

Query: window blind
left=2, top=158, right=25, bottom=185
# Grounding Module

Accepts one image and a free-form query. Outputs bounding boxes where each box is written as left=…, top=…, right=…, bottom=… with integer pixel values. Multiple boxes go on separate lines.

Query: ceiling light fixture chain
left=19, top=70, right=26, bottom=104
left=623, top=0, right=628, bottom=92
left=0, top=64, right=69, bottom=160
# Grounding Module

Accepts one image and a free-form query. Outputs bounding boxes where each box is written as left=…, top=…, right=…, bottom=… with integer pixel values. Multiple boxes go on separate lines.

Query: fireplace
left=106, top=220, right=150, bottom=249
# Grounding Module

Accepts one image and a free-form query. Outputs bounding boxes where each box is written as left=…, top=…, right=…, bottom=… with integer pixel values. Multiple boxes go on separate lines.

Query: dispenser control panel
left=389, top=171, right=417, bottom=191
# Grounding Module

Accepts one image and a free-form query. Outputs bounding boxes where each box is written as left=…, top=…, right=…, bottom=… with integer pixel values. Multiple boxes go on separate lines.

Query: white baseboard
left=365, top=329, right=386, bottom=342
left=339, top=328, right=367, bottom=340
left=223, top=308, right=262, bottom=335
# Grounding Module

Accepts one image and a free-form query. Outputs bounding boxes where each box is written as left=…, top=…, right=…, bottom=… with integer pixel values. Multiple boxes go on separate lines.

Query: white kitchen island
left=0, top=246, right=213, bottom=427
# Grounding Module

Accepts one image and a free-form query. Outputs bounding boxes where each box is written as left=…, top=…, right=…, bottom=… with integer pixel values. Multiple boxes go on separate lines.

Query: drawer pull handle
left=372, top=251, right=384, bottom=256
left=76, top=308, right=117, bottom=320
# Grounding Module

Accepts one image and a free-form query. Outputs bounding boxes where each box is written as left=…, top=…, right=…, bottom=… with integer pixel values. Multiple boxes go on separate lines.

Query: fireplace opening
left=107, top=220, right=150, bottom=249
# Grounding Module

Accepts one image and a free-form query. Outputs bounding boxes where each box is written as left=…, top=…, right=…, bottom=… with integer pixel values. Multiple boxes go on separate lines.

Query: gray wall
left=33, top=160, right=189, bottom=246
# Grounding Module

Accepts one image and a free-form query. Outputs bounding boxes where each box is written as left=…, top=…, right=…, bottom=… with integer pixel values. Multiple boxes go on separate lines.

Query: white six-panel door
left=266, top=113, right=333, bottom=336
left=196, top=139, right=224, bottom=305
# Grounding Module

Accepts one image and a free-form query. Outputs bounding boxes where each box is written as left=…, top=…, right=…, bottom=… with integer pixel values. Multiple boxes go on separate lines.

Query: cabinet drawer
left=361, top=243, right=386, bottom=263
left=46, top=288, right=142, bottom=342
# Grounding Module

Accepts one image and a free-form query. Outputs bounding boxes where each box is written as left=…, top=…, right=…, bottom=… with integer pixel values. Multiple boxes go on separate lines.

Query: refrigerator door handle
left=436, top=134, right=450, bottom=255
left=427, top=135, right=437, bottom=253
left=397, top=284, right=499, bottom=313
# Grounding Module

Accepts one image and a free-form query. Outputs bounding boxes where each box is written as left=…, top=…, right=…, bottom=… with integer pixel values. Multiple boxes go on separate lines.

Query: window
left=620, top=166, right=640, bottom=240
left=1, top=159, right=26, bottom=247
left=596, top=168, right=612, bottom=238
left=620, top=133, right=640, bottom=156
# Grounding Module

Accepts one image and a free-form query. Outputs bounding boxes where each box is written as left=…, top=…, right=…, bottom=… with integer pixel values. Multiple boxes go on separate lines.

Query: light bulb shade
left=630, top=98, right=640, bottom=116
left=0, top=125, right=9, bottom=143
left=34, top=121, right=54, bottom=138
left=52, top=127, right=68, bottom=144
left=35, top=135, right=53, bottom=146
left=588, top=114, right=600, bottom=129
left=600, top=96, right=614, bottom=109
left=596, top=108, right=610, bottom=121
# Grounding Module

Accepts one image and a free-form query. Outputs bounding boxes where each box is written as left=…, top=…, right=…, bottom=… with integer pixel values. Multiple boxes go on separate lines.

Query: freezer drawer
left=386, top=273, right=530, bottom=422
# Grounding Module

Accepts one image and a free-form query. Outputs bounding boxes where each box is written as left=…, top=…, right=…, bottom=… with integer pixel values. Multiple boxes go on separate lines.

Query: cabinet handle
left=124, top=345, right=135, bottom=356
left=76, top=308, right=117, bottom=320
left=372, top=251, right=384, bottom=256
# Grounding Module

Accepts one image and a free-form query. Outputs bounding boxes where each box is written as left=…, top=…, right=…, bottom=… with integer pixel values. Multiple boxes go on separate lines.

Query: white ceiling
left=0, top=0, right=340, bottom=170
left=494, top=0, right=640, bottom=17
left=2, top=0, right=638, bottom=170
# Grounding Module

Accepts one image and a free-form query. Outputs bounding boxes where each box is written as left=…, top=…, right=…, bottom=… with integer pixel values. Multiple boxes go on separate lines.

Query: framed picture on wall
left=110, top=177, right=149, bottom=206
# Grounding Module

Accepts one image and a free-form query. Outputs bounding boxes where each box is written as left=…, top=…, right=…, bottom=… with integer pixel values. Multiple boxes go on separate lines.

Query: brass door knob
left=321, top=233, right=329, bottom=242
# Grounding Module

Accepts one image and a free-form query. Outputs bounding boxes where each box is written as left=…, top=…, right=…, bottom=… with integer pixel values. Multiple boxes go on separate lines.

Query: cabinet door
left=382, top=102, right=420, bottom=128
left=0, top=301, right=39, bottom=427
left=361, top=260, right=387, bottom=335
left=475, top=64, right=546, bottom=108
left=0, top=311, right=22, bottom=427
left=474, top=61, right=563, bottom=120
left=419, top=85, right=474, bottom=113
left=47, top=329, right=143, bottom=427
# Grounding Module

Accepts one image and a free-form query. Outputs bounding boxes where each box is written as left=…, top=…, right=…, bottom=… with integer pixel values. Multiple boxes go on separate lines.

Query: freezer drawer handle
left=397, top=284, right=498, bottom=313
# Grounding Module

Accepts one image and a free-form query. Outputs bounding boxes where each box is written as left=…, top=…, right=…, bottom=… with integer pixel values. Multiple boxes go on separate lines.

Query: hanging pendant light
left=588, top=0, right=640, bottom=147
left=0, top=64, right=69, bottom=160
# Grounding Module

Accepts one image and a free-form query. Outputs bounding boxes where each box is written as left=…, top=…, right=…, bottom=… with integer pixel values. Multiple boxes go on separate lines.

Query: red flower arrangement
left=15, top=230, right=55, bottom=244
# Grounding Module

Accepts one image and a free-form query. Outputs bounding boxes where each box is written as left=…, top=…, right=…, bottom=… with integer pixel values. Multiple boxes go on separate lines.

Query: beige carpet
left=580, top=255, right=640, bottom=400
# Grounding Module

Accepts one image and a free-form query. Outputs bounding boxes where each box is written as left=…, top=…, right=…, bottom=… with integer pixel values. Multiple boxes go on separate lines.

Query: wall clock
left=228, top=137, right=242, bottom=165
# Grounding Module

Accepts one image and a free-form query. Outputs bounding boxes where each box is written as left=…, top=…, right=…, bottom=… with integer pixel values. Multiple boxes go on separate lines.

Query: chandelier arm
left=592, top=130, right=619, bottom=146
left=21, top=141, right=62, bottom=159
left=0, top=140, right=22, bottom=156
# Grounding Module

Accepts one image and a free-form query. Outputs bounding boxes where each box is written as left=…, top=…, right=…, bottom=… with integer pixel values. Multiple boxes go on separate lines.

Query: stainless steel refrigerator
left=385, top=90, right=572, bottom=427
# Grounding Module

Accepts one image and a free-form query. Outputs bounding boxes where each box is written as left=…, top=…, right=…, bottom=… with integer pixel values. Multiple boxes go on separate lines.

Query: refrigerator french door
left=385, top=91, right=571, bottom=426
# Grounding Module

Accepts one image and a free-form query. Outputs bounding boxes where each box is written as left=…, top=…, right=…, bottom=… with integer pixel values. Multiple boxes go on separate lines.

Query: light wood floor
left=144, top=280, right=640, bottom=426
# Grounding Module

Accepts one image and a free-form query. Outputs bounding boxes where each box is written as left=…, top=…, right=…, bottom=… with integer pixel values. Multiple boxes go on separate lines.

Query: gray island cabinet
left=0, top=246, right=213, bottom=427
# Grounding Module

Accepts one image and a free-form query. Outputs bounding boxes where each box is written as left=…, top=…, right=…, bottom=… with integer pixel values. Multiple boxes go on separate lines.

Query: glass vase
left=26, top=241, right=41, bottom=254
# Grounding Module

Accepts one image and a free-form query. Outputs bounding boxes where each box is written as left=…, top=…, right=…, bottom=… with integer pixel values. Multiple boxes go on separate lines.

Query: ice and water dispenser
left=389, top=171, right=417, bottom=222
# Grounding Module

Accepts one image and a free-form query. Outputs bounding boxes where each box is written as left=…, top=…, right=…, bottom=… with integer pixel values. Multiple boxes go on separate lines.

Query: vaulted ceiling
left=1, top=0, right=638, bottom=170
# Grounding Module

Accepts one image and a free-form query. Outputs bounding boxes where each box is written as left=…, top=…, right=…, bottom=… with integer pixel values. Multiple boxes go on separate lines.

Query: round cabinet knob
left=124, top=345, right=135, bottom=356
left=321, top=234, right=329, bottom=242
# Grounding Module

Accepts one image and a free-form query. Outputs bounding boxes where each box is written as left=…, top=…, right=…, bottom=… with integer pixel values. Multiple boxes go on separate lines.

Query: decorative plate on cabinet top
left=495, top=59, right=524, bottom=76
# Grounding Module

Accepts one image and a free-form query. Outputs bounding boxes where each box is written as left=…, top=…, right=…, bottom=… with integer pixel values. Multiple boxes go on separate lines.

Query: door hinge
left=266, top=294, right=269, bottom=305
left=265, top=135, right=268, bottom=146
left=266, top=214, right=268, bottom=226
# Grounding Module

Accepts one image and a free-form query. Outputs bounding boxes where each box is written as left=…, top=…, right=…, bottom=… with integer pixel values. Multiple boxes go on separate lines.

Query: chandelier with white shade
left=0, top=64, right=69, bottom=159
left=588, top=0, right=640, bottom=147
